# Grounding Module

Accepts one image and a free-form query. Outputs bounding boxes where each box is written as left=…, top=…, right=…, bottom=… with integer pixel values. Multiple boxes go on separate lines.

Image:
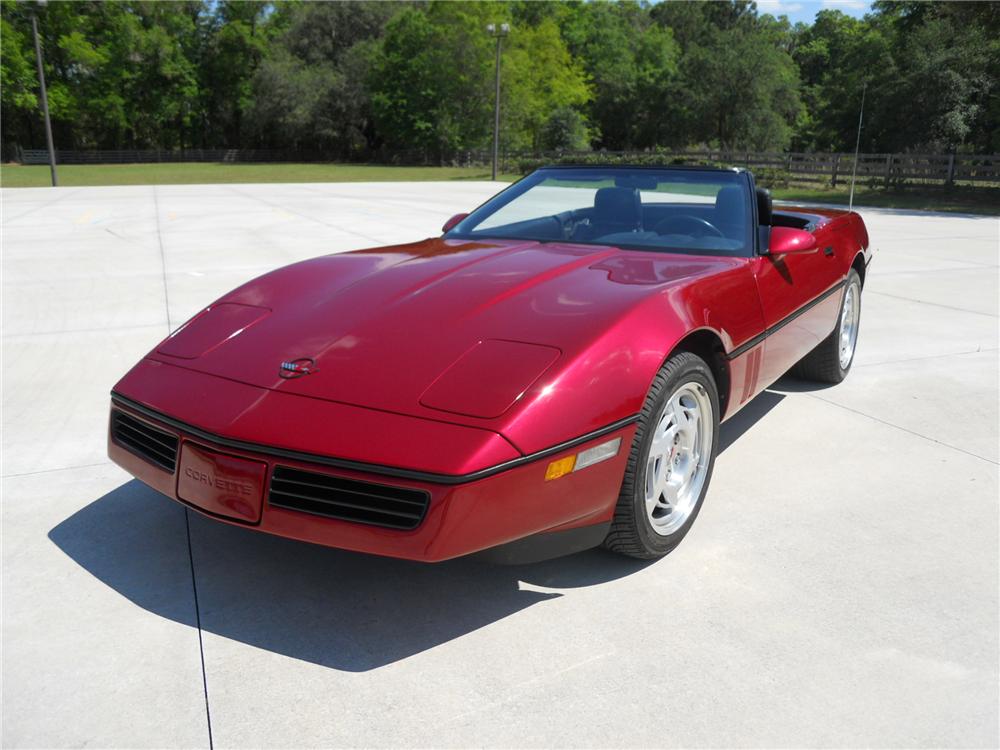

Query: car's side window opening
left=448, top=168, right=754, bottom=257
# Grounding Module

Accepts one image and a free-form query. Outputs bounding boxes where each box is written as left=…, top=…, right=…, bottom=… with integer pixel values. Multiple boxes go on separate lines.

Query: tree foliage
left=793, top=2, right=999, bottom=152
left=1, top=0, right=996, bottom=159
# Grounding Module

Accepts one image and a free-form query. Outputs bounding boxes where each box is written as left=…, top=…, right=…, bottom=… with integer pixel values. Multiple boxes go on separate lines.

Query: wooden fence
left=14, top=147, right=1000, bottom=187
left=16, top=148, right=319, bottom=164
left=509, top=150, right=1000, bottom=187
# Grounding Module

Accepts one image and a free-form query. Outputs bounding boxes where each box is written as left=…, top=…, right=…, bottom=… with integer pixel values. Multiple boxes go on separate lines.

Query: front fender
left=496, top=260, right=762, bottom=454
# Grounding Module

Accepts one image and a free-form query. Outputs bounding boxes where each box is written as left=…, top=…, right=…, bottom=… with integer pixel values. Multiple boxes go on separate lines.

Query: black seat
left=714, top=185, right=747, bottom=240
left=577, top=186, right=641, bottom=240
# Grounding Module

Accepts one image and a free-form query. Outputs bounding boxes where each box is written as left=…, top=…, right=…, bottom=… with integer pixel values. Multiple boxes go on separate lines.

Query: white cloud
left=756, top=0, right=806, bottom=15
left=821, top=0, right=869, bottom=10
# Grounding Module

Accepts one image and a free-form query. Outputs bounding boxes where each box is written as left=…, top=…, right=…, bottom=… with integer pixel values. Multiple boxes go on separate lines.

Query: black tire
left=791, top=269, right=862, bottom=384
left=603, top=351, right=720, bottom=559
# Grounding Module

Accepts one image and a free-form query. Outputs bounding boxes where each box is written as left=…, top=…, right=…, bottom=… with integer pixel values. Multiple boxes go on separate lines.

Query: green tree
left=245, top=1, right=397, bottom=154
left=198, top=1, right=273, bottom=148
left=367, top=5, right=490, bottom=158
left=682, top=24, right=803, bottom=151
left=792, top=9, right=895, bottom=151
left=650, top=0, right=756, bottom=51
left=1, top=1, right=203, bottom=150
left=794, top=3, right=998, bottom=153
left=870, top=1, right=998, bottom=152
left=561, top=1, right=679, bottom=150
left=539, top=106, right=591, bottom=152
left=369, top=3, right=590, bottom=159
left=501, top=18, right=592, bottom=152
left=2, top=0, right=995, bottom=159
left=0, top=1, right=40, bottom=156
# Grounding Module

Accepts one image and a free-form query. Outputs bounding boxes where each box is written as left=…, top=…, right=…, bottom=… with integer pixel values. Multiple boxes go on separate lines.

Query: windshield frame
left=444, top=166, right=758, bottom=259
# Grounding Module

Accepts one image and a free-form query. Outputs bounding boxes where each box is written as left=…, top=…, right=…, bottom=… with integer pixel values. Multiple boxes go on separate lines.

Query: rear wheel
left=792, top=269, right=862, bottom=383
left=604, top=352, right=719, bottom=559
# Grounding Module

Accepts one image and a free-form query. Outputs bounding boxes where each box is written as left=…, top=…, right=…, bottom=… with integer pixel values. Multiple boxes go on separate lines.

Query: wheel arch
left=851, top=251, right=866, bottom=287
left=667, top=328, right=731, bottom=420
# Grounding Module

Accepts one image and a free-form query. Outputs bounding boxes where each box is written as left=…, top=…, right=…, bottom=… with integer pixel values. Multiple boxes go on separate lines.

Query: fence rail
left=509, top=150, right=1000, bottom=186
left=16, top=148, right=326, bottom=164
left=14, top=147, right=1000, bottom=186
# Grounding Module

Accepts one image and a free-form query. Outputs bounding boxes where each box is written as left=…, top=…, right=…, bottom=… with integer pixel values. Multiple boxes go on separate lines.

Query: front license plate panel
left=177, top=443, right=266, bottom=523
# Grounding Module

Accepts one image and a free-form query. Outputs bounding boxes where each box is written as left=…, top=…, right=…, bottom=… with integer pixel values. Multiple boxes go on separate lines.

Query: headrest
left=594, top=186, right=641, bottom=228
left=756, top=187, right=772, bottom=226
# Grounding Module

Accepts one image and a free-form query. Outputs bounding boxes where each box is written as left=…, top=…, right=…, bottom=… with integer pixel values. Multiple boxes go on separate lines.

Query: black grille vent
left=111, top=410, right=179, bottom=472
left=269, top=466, right=429, bottom=530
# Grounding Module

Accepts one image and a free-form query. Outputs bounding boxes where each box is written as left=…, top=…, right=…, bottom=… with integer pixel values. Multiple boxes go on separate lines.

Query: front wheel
left=792, top=268, right=862, bottom=383
left=604, top=352, right=719, bottom=559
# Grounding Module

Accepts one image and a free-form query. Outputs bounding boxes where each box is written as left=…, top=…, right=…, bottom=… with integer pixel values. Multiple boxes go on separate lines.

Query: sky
left=754, top=0, right=873, bottom=25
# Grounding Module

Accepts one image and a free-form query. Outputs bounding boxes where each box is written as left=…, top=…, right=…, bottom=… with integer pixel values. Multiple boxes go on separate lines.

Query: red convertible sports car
left=109, top=166, right=870, bottom=562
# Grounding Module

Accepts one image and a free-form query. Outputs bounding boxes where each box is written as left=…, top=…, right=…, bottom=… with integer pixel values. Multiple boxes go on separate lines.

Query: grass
left=0, top=161, right=520, bottom=188
left=771, top=184, right=999, bottom=216
left=2, top=161, right=996, bottom=215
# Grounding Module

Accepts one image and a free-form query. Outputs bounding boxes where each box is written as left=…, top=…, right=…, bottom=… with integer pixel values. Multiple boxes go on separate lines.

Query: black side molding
left=726, top=280, right=846, bottom=360
left=110, top=392, right=638, bottom=486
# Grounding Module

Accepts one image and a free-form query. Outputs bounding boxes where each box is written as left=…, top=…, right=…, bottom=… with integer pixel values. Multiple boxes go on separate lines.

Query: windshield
left=446, top=167, right=753, bottom=256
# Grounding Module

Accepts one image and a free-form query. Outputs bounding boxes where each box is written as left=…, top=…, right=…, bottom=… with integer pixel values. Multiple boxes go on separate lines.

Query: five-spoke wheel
left=644, top=383, right=713, bottom=537
left=792, top=268, right=863, bottom=383
left=605, top=352, right=719, bottom=559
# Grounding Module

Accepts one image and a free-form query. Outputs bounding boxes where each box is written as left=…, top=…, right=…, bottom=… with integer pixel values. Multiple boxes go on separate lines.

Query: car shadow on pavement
left=49, top=388, right=786, bottom=672
left=718, top=389, right=785, bottom=454
left=769, top=375, right=839, bottom=394
left=48, top=482, right=651, bottom=672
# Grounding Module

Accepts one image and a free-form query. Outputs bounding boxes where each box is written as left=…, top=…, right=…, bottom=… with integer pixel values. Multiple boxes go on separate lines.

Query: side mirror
left=767, top=226, right=817, bottom=256
left=441, top=213, right=469, bottom=234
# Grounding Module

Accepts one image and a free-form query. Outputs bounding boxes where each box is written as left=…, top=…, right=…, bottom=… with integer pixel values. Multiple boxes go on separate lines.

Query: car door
left=752, top=229, right=846, bottom=388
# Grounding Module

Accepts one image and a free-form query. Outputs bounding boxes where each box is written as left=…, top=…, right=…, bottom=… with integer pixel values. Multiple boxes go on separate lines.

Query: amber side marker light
left=544, top=437, right=622, bottom=481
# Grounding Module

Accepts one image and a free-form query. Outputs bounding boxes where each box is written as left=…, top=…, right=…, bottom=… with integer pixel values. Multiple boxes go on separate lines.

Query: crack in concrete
left=184, top=510, right=214, bottom=750
left=1, top=187, right=84, bottom=223
left=855, top=347, right=999, bottom=368
left=804, top=393, right=998, bottom=466
left=153, top=187, right=213, bottom=749
left=2, top=461, right=112, bottom=479
left=227, top=185, right=385, bottom=245
left=152, top=186, right=174, bottom=331
left=868, top=290, right=998, bottom=318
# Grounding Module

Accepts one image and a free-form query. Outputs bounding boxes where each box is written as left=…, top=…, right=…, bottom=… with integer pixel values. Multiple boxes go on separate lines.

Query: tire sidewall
left=837, top=270, right=863, bottom=377
left=631, top=355, right=720, bottom=555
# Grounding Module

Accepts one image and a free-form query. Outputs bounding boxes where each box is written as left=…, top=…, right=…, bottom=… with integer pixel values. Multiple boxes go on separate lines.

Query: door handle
left=824, top=246, right=834, bottom=257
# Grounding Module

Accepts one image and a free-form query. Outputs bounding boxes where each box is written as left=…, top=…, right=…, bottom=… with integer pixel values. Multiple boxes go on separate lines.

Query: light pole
left=486, top=22, right=509, bottom=181
left=30, top=1, right=58, bottom=187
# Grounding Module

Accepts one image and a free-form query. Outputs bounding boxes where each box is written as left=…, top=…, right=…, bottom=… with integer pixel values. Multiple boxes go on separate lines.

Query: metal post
left=848, top=82, right=867, bottom=212
left=31, top=10, right=58, bottom=187
left=487, top=23, right=509, bottom=181
left=492, top=35, right=501, bottom=180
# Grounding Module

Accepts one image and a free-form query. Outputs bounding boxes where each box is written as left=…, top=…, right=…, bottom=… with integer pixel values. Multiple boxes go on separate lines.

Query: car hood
left=148, top=237, right=734, bottom=424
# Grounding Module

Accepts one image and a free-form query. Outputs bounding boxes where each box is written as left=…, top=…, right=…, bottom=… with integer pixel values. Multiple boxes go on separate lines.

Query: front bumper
left=108, top=397, right=633, bottom=562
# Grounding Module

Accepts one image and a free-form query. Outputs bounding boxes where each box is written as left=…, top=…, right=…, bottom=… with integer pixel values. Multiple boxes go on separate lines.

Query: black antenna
left=849, top=82, right=867, bottom=213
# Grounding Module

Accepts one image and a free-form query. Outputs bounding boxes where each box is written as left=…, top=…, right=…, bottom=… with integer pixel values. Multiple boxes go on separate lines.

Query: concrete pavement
left=2, top=182, right=998, bottom=748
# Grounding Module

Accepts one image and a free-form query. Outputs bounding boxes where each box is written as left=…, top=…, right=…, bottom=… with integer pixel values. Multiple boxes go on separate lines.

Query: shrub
left=752, top=167, right=791, bottom=189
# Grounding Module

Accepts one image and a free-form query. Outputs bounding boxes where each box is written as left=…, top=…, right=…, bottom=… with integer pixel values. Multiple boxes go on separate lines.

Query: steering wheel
left=654, top=215, right=724, bottom=238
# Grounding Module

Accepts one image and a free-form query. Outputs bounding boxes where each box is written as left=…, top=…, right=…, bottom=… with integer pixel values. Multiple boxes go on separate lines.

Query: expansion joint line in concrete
left=805, top=393, right=998, bottom=466
left=151, top=186, right=173, bottom=331
left=184, top=509, right=214, bottom=750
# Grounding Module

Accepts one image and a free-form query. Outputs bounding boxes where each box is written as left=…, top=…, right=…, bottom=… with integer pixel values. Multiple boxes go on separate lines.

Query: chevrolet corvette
left=109, top=166, right=871, bottom=562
